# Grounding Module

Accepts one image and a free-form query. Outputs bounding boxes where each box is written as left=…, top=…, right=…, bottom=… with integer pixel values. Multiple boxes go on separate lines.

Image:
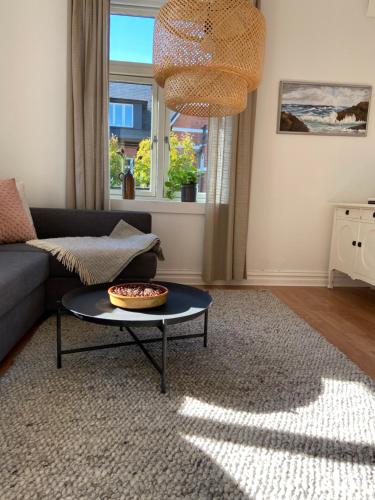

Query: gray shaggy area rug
left=0, top=290, right=374, bottom=500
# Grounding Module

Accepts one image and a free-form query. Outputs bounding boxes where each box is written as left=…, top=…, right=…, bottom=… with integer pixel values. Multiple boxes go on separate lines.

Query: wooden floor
left=1, top=287, right=375, bottom=379
left=271, top=287, right=375, bottom=379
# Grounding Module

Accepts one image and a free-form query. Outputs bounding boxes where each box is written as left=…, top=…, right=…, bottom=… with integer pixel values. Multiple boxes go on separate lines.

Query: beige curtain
left=203, top=94, right=257, bottom=282
left=66, top=0, right=110, bottom=210
left=203, top=1, right=260, bottom=283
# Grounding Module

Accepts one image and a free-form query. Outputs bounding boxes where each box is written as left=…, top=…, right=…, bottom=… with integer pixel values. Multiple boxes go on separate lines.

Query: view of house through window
left=109, top=12, right=209, bottom=201
left=109, top=81, right=153, bottom=192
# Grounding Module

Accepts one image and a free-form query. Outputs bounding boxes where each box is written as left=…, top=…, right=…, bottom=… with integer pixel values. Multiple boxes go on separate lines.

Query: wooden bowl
left=108, top=283, right=168, bottom=310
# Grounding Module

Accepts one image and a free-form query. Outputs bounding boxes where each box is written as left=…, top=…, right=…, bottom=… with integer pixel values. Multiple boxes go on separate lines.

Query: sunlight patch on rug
left=179, top=377, right=375, bottom=444
left=182, top=433, right=374, bottom=500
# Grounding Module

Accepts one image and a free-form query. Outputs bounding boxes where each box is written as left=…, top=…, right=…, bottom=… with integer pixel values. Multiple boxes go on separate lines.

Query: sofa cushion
left=31, top=208, right=152, bottom=238
left=49, top=251, right=157, bottom=279
left=119, top=252, right=157, bottom=279
left=0, top=244, right=157, bottom=281
left=0, top=252, right=49, bottom=317
left=0, top=243, right=46, bottom=253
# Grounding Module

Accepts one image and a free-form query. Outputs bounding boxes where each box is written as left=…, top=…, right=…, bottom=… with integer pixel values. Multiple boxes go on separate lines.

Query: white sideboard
left=329, top=203, right=375, bottom=288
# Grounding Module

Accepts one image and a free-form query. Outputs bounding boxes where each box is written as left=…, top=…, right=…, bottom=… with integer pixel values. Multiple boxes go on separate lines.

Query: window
left=109, top=8, right=209, bottom=202
left=109, top=102, right=134, bottom=128
left=169, top=112, right=209, bottom=199
left=109, top=80, right=155, bottom=193
left=110, top=14, right=154, bottom=64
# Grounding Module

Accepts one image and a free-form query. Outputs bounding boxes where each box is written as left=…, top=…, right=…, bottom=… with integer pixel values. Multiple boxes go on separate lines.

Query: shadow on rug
left=1, top=290, right=374, bottom=499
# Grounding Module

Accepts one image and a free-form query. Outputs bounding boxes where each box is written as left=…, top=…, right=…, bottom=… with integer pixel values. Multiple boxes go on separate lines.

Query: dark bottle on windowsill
left=119, top=169, right=135, bottom=200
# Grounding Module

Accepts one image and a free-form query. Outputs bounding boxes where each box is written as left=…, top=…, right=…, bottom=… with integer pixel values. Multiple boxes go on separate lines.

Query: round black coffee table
left=58, top=282, right=212, bottom=393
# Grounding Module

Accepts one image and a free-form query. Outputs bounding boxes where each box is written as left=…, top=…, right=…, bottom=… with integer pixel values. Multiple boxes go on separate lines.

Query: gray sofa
left=0, top=208, right=157, bottom=362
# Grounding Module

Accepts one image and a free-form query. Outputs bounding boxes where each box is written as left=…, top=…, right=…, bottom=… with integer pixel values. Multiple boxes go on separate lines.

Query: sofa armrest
left=30, top=208, right=152, bottom=238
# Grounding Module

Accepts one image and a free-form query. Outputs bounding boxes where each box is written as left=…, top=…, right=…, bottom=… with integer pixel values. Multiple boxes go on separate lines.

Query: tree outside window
left=110, top=132, right=198, bottom=198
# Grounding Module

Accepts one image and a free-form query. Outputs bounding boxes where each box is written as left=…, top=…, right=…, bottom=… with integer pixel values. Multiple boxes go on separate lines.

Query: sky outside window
left=110, top=14, right=155, bottom=64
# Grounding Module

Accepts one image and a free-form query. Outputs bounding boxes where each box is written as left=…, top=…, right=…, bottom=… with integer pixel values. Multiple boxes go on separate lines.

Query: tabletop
left=62, top=282, right=212, bottom=327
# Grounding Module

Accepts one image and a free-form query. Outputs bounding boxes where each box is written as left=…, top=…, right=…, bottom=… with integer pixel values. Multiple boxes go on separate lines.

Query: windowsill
left=110, top=197, right=206, bottom=215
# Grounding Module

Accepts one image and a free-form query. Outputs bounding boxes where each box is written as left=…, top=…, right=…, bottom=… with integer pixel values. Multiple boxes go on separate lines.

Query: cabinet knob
left=358, top=242, right=362, bottom=248
left=345, top=209, right=350, bottom=215
left=352, top=241, right=356, bottom=246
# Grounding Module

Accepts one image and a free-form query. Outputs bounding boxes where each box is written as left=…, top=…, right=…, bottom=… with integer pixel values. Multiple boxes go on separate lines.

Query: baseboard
left=155, top=270, right=204, bottom=285
left=248, top=270, right=369, bottom=287
left=246, top=271, right=327, bottom=286
left=155, top=269, right=370, bottom=287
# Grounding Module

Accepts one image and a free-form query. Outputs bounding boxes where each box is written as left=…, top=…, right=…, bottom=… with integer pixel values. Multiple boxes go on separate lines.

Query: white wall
left=0, top=0, right=68, bottom=208
left=2, top=0, right=375, bottom=285
left=247, top=0, right=375, bottom=285
left=111, top=199, right=205, bottom=283
left=147, top=212, right=205, bottom=282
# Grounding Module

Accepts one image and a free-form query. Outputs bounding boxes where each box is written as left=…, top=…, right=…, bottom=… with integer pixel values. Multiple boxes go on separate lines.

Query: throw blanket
left=27, top=220, right=164, bottom=285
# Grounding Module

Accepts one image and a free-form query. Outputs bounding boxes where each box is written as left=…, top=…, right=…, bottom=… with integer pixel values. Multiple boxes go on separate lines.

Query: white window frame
left=109, top=1, right=208, bottom=203
left=111, top=0, right=163, bottom=15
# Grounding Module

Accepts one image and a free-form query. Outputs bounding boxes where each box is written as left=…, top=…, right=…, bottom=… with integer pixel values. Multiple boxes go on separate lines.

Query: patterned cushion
left=0, top=179, right=37, bottom=243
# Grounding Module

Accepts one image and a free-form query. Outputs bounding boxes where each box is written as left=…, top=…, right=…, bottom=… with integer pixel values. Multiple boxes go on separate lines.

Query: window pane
left=109, top=81, right=153, bottom=191
left=110, top=15, right=155, bottom=64
left=115, top=104, right=123, bottom=126
left=109, top=103, right=114, bottom=125
left=124, top=104, right=133, bottom=128
left=167, top=113, right=209, bottom=198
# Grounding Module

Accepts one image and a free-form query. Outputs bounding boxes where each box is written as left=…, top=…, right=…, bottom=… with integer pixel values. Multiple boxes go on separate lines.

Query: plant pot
left=181, top=183, right=197, bottom=202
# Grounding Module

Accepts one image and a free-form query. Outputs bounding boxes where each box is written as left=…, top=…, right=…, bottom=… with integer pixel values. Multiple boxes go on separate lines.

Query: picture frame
left=277, top=81, right=372, bottom=137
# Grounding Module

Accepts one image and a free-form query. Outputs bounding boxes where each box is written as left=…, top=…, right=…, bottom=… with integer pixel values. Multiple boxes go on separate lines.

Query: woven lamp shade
left=153, top=0, right=266, bottom=117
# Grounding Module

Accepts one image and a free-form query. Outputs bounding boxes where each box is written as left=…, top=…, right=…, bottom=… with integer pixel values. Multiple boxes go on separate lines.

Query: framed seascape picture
left=277, top=81, right=372, bottom=136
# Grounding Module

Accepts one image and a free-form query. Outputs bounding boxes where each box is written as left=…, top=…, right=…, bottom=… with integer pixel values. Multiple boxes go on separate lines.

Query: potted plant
left=163, top=132, right=200, bottom=201
left=181, top=168, right=199, bottom=202
left=165, top=164, right=199, bottom=202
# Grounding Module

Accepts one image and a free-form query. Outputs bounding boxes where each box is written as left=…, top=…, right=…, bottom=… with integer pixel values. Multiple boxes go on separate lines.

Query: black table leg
left=161, top=322, right=167, bottom=394
left=56, top=301, right=62, bottom=369
left=204, top=309, right=208, bottom=348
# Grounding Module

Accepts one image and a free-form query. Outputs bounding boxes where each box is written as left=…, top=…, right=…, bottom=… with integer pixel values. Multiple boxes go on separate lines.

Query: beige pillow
left=16, top=181, right=34, bottom=227
left=0, top=178, right=37, bottom=243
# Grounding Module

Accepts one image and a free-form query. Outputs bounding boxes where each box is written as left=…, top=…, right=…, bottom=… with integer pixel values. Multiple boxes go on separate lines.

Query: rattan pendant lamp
left=153, top=0, right=266, bottom=117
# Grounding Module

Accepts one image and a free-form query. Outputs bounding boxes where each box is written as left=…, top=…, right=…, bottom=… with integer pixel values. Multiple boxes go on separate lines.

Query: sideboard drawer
left=360, top=209, right=375, bottom=222
left=336, top=208, right=361, bottom=220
